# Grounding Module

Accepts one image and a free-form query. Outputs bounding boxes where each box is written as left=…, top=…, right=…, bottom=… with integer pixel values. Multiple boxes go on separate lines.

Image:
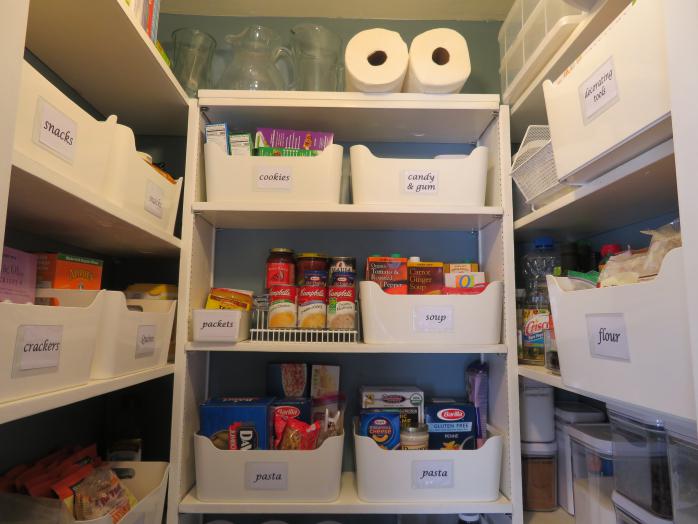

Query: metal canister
left=329, top=256, right=356, bottom=284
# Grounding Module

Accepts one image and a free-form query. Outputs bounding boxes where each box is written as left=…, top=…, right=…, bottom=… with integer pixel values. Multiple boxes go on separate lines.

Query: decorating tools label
left=579, top=57, right=620, bottom=124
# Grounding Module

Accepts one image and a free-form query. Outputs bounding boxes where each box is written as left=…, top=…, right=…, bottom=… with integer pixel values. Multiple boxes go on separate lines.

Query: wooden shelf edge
left=186, top=341, right=508, bottom=354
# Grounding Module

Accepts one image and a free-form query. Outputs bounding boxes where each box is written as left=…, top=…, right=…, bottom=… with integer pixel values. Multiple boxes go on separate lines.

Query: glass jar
left=296, top=253, right=329, bottom=286
left=400, top=424, right=429, bottom=450
left=265, top=248, right=295, bottom=291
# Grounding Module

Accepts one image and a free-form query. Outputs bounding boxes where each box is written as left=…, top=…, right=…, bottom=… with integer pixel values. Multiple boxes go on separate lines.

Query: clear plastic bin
left=612, top=490, right=674, bottom=524
left=666, top=417, right=698, bottom=524
left=608, top=404, right=673, bottom=519
left=522, top=441, right=557, bottom=511
left=569, top=423, right=616, bottom=524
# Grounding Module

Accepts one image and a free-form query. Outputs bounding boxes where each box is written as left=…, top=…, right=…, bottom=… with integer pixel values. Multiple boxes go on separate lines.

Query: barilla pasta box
left=199, top=397, right=274, bottom=450
left=360, top=411, right=401, bottom=450
left=425, top=398, right=480, bottom=450
left=360, top=386, right=424, bottom=426
left=267, top=363, right=309, bottom=398
left=271, top=397, right=311, bottom=424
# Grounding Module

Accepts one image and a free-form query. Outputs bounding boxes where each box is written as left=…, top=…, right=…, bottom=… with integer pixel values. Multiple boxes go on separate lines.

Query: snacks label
left=144, top=181, right=164, bottom=219
left=35, top=98, right=77, bottom=163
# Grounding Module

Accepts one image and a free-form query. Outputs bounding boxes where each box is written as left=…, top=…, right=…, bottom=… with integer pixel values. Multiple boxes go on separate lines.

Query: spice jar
left=296, top=253, right=329, bottom=286
left=400, top=424, right=429, bottom=450
left=265, top=248, right=295, bottom=291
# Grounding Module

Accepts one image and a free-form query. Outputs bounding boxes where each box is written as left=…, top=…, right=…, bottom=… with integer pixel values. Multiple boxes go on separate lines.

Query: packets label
left=256, top=166, right=293, bottom=191
left=412, top=460, right=454, bottom=489
left=135, top=325, right=156, bottom=357
left=413, top=306, right=454, bottom=332
left=35, top=98, right=77, bottom=163
left=402, top=170, right=438, bottom=194
left=245, top=462, right=288, bottom=490
left=16, top=325, right=63, bottom=371
left=579, top=57, right=620, bottom=124
left=193, top=310, right=243, bottom=342
left=586, top=313, right=630, bottom=361
left=144, top=181, right=164, bottom=219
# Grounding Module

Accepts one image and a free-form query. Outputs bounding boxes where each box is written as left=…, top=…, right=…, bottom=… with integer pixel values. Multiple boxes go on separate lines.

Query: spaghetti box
left=271, top=397, right=311, bottom=424
left=199, top=397, right=274, bottom=450
left=360, top=411, right=401, bottom=450
left=425, top=398, right=480, bottom=450
left=360, top=386, right=424, bottom=425
left=267, top=363, right=310, bottom=398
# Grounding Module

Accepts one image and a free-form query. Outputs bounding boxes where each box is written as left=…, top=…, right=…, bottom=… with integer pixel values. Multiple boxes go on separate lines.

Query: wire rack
left=250, top=306, right=360, bottom=343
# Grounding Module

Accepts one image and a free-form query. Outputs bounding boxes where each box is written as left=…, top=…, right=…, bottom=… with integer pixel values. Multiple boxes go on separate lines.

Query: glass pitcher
left=218, top=25, right=294, bottom=90
left=171, top=28, right=216, bottom=97
left=290, top=24, right=342, bottom=91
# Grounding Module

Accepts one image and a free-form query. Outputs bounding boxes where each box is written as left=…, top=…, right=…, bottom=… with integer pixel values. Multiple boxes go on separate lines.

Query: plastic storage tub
left=191, top=309, right=251, bottom=344
left=353, top=429, right=503, bottom=502
left=193, top=433, right=344, bottom=502
left=519, top=378, right=554, bottom=443
left=0, top=289, right=104, bottom=403
left=569, top=423, right=616, bottom=524
left=666, top=417, right=698, bottom=523
left=546, top=247, right=695, bottom=420
left=350, top=145, right=488, bottom=207
left=204, top=142, right=343, bottom=204
left=612, top=491, right=674, bottom=524
left=522, top=441, right=557, bottom=511
left=555, top=402, right=606, bottom=515
left=608, top=404, right=673, bottom=520
left=543, top=0, right=672, bottom=185
left=359, top=280, right=503, bottom=345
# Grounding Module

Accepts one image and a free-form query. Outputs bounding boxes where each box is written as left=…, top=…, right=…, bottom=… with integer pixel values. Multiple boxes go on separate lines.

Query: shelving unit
left=186, top=341, right=508, bottom=354
left=524, top=508, right=574, bottom=524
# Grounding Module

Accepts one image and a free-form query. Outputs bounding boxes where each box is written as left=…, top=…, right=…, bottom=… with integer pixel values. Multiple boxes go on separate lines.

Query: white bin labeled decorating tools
left=191, top=309, right=250, bottom=343
left=350, top=145, right=488, bottom=206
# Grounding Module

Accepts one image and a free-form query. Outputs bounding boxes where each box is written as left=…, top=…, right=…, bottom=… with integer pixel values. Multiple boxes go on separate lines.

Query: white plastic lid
left=567, top=423, right=613, bottom=456
left=664, top=415, right=698, bottom=444
left=612, top=491, right=673, bottom=524
left=521, top=441, right=557, bottom=456
left=607, top=402, right=668, bottom=430
left=408, top=256, right=421, bottom=262
left=520, top=377, right=553, bottom=390
left=555, top=401, right=605, bottom=424
left=458, top=515, right=480, bottom=522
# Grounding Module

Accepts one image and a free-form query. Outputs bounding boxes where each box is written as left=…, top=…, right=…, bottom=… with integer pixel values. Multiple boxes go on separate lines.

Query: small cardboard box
left=425, top=398, right=479, bottom=450
left=311, top=364, right=340, bottom=399
left=199, top=397, right=274, bottom=450
left=36, top=253, right=103, bottom=290
left=267, top=363, right=310, bottom=398
left=0, top=247, right=37, bottom=304
left=360, top=386, right=424, bottom=425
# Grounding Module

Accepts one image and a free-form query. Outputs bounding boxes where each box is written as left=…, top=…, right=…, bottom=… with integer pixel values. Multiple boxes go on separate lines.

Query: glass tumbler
left=172, top=28, right=216, bottom=97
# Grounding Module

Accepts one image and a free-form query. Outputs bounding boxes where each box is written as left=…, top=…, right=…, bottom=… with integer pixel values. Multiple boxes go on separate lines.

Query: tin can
left=268, top=284, right=297, bottom=328
left=327, top=285, right=356, bottom=330
left=298, top=285, right=327, bottom=329
left=329, top=257, right=356, bottom=283
left=330, top=270, right=356, bottom=287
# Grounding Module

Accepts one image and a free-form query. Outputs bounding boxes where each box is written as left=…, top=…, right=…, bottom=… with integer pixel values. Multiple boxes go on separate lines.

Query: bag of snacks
left=277, top=418, right=321, bottom=450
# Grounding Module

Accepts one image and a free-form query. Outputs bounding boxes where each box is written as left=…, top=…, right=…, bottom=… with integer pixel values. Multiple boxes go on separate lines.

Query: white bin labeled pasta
left=547, top=247, right=695, bottom=420
left=353, top=428, right=502, bottom=502
left=204, top=142, right=343, bottom=204
left=350, top=145, right=488, bottom=206
left=359, top=280, right=503, bottom=344
left=191, top=309, right=251, bottom=343
left=0, top=289, right=104, bottom=403
left=193, top=433, right=344, bottom=501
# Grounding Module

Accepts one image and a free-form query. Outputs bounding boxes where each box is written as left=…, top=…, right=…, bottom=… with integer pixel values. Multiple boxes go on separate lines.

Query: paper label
left=144, top=181, right=164, bottom=219
left=586, top=313, right=630, bottom=361
left=195, top=311, right=241, bottom=342
left=402, top=170, right=439, bottom=194
left=245, top=462, right=288, bottom=490
left=413, top=306, right=454, bottom=332
left=412, top=460, right=454, bottom=489
left=135, top=325, right=156, bottom=357
left=256, top=166, right=293, bottom=191
left=579, top=57, right=619, bottom=124
left=16, top=325, right=63, bottom=371
left=35, top=99, right=77, bottom=162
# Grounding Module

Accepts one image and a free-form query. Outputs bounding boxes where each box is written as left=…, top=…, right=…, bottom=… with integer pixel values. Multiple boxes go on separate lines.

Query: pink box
left=254, top=128, right=334, bottom=151
left=0, top=247, right=37, bottom=304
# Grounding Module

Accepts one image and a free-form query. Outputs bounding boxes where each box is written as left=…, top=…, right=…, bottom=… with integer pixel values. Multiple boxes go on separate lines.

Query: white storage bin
left=350, top=145, right=488, bottom=207
left=204, top=143, right=343, bottom=204
left=81, top=461, right=169, bottom=524
left=359, top=280, right=503, bottom=345
left=547, top=247, right=695, bottom=420
left=105, top=124, right=183, bottom=235
left=193, top=433, right=344, bottom=502
left=191, top=309, right=250, bottom=343
left=353, top=429, right=502, bottom=502
left=543, top=0, right=672, bottom=185
left=612, top=491, right=674, bottom=524
left=666, top=417, right=698, bottom=524
left=14, top=61, right=116, bottom=192
left=519, top=377, right=554, bottom=443
left=0, top=289, right=104, bottom=403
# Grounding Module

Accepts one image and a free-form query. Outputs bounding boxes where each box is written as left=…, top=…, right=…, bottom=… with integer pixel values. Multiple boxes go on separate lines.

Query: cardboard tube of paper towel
left=404, top=28, right=471, bottom=94
left=344, top=28, right=408, bottom=93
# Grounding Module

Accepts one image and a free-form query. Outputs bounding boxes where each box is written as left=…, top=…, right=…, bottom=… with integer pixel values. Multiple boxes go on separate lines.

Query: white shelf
left=524, top=508, right=574, bottom=523
left=186, top=341, right=508, bottom=354
left=514, top=140, right=677, bottom=240
left=8, top=150, right=181, bottom=256
left=198, top=91, right=500, bottom=143
left=509, top=0, right=631, bottom=141
left=0, top=364, right=174, bottom=425
left=518, top=365, right=608, bottom=404
left=179, top=471, right=513, bottom=514
left=194, top=202, right=503, bottom=231
left=25, top=0, right=189, bottom=135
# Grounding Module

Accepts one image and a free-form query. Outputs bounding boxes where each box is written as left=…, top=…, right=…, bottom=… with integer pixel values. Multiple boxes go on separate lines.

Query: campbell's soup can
left=268, top=284, right=297, bottom=329
left=328, top=285, right=356, bottom=330
left=298, top=285, right=327, bottom=329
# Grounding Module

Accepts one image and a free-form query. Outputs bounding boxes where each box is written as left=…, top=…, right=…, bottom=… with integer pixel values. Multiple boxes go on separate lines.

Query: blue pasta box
left=359, top=411, right=401, bottom=450
left=425, top=398, right=480, bottom=450
left=266, top=363, right=310, bottom=397
left=199, top=397, right=274, bottom=450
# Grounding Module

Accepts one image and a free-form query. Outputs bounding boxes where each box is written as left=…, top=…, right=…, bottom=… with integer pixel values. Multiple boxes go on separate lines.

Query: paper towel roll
left=344, top=28, right=408, bottom=93
left=404, top=28, right=471, bottom=94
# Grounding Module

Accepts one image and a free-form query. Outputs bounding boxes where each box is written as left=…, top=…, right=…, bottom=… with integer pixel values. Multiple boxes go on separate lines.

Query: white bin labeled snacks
left=353, top=429, right=502, bottom=502
left=0, top=290, right=104, bottom=403
left=82, top=462, right=169, bottom=524
left=191, top=309, right=250, bottom=343
left=193, top=433, right=343, bottom=502
left=359, top=280, right=502, bottom=345
left=204, top=143, right=343, bottom=204
left=543, top=0, right=672, bottom=185
left=350, top=145, right=488, bottom=207
left=547, top=248, right=695, bottom=420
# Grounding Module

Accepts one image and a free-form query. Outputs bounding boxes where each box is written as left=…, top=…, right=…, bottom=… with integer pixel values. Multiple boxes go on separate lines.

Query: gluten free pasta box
left=425, top=398, right=480, bottom=450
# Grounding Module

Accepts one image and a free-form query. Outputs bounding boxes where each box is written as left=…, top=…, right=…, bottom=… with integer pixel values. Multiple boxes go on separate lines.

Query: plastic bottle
left=520, top=236, right=560, bottom=365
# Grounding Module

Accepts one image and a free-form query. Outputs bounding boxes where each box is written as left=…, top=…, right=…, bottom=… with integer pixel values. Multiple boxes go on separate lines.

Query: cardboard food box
left=0, top=247, right=37, bottom=304
left=425, top=398, right=480, bottom=450
left=310, top=364, right=340, bottom=399
left=360, top=386, right=424, bottom=426
left=36, top=253, right=103, bottom=290
left=199, top=397, right=274, bottom=450
left=267, top=363, right=309, bottom=398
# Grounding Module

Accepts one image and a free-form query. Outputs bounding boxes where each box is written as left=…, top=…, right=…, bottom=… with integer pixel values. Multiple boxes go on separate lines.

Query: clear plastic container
left=666, top=417, right=698, bottom=524
left=608, top=404, right=673, bottom=519
left=569, top=424, right=616, bottom=524
left=555, top=402, right=606, bottom=515
left=612, top=490, right=674, bottom=524
left=519, top=377, right=555, bottom=442
left=522, top=441, right=558, bottom=511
